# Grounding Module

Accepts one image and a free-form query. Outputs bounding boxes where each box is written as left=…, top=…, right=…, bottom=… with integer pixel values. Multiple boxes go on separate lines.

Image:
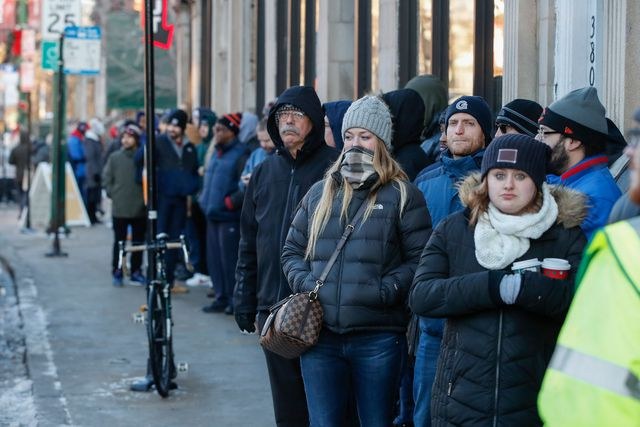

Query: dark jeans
left=111, top=216, right=146, bottom=273
left=257, top=311, right=310, bottom=427
left=206, top=220, right=240, bottom=304
left=86, top=186, right=102, bottom=224
left=300, top=329, right=404, bottom=427
left=413, top=317, right=444, bottom=427
left=185, top=201, right=208, bottom=275
left=157, top=195, right=187, bottom=283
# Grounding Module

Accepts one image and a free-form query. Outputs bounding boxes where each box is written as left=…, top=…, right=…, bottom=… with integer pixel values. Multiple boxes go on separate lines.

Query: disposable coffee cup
left=541, top=258, right=571, bottom=280
left=511, top=259, right=541, bottom=273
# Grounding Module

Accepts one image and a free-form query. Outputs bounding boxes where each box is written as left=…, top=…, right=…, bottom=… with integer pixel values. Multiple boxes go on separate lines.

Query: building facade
left=178, top=0, right=639, bottom=131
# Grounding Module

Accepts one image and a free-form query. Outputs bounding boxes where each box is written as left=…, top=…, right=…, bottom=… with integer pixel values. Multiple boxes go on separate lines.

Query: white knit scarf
left=474, top=183, right=558, bottom=270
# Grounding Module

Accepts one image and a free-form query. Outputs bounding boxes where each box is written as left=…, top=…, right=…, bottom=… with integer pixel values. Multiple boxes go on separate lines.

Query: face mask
left=340, top=146, right=376, bottom=188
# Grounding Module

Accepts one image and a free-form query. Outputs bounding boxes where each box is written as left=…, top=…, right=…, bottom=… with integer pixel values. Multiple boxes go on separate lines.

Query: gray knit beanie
left=538, top=87, right=609, bottom=142
left=341, top=95, right=393, bottom=151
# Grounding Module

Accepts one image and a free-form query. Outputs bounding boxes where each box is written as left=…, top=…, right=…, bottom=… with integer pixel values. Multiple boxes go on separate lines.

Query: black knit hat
left=481, top=134, right=551, bottom=189
left=445, top=96, right=493, bottom=143
left=168, top=109, right=188, bottom=131
left=496, top=99, right=543, bottom=137
left=217, top=112, right=243, bottom=135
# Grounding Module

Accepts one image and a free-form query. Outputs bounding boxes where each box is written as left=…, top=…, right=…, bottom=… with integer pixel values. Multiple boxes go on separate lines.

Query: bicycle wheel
left=147, top=283, right=173, bottom=397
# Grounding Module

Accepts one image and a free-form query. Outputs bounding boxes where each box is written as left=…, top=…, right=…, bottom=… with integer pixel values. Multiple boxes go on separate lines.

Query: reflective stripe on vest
left=549, top=344, right=640, bottom=401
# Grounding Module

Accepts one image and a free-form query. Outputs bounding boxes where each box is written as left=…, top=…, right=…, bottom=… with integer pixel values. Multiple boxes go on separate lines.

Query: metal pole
left=46, top=33, right=67, bottom=257
left=144, top=0, right=157, bottom=280
left=24, top=95, right=32, bottom=231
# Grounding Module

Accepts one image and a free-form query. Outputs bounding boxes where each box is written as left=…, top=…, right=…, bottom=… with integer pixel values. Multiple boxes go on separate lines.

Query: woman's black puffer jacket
left=282, top=179, right=432, bottom=334
left=409, top=180, right=588, bottom=426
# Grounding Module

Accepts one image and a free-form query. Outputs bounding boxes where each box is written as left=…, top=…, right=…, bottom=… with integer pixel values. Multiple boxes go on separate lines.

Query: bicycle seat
left=156, top=232, right=169, bottom=241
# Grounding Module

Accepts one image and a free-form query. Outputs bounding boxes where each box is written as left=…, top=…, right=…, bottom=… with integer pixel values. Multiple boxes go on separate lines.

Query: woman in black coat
left=410, top=134, right=588, bottom=426
left=282, top=95, right=432, bottom=426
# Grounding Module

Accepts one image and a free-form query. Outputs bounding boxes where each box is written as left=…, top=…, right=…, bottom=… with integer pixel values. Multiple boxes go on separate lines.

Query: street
left=0, top=206, right=274, bottom=426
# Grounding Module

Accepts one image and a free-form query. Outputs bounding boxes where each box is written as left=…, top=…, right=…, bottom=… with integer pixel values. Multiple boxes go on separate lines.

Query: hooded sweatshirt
left=383, top=88, right=431, bottom=180
left=235, top=86, right=339, bottom=314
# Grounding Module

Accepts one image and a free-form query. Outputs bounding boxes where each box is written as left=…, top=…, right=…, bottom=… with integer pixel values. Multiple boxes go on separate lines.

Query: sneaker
left=112, top=269, right=123, bottom=287
left=129, top=270, right=147, bottom=286
left=202, top=299, right=227, bottom=313
left=185, top=273, right=212, bottom=287
left=171, top=283, right=189, bottom=294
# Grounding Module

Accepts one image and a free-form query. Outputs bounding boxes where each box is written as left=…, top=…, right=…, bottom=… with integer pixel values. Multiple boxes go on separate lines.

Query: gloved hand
left=235, top=312, right=257, bottom=334
left=499, top=273, right=522, bottom=305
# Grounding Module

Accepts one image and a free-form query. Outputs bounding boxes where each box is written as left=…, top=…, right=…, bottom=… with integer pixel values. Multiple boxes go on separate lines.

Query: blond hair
left=305, top=139, right=409, bottom=259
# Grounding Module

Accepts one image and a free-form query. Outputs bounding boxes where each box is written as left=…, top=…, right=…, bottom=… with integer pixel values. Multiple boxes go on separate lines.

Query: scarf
left=474, top=183, right=558, bottom=270
left=340, top=147, right=376, bottom=189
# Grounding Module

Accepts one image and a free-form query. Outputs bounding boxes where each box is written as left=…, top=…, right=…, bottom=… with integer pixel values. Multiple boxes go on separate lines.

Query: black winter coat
left=282, top=179, right=432, bottom=333
left=409, top=179, right=588, bottom=426
left=234, top=86, right=339, bottom=315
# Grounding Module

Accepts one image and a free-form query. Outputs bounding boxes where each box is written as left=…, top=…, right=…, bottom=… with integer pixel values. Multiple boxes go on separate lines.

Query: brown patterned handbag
left=259, top=199, right=370, bottom=359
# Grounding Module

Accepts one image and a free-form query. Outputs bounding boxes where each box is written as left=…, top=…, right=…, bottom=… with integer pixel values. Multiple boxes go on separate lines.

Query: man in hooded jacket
left=234, top=86, right=338, bottom=426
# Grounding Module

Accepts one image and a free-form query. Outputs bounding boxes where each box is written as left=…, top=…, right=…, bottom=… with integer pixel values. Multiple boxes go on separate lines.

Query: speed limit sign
left=41, top=0, right=82, bottom=40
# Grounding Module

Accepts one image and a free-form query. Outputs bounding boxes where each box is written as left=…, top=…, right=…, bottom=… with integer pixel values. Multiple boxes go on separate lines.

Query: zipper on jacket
left=276, top=166, right=296, bottom=302
left=335, top=243, right=346, bottom=327
left=493, top=310, right=504, bottom=427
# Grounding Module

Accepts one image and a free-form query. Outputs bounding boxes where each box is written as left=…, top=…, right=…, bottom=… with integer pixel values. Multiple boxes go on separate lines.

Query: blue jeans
left=413, top=317, right=443, bottom=427
left=300, top=329, right=404, bottom=427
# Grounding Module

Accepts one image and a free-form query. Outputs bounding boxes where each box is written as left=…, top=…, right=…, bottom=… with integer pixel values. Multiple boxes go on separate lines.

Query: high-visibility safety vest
left=538, top=216, right=640, bottom=426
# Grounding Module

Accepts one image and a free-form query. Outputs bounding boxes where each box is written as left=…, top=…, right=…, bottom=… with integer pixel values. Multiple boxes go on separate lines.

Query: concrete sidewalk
left=0, top=206, right=274, bottom=426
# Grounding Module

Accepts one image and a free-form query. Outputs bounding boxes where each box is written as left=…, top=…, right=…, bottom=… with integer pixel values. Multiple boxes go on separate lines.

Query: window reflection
left=418, top=0, right=433, bottom=75
left=448, top=0, right=474, bottom=98
left=371, top=0, right=379, bottom=91
left=494, top=0, right=504, bottom=77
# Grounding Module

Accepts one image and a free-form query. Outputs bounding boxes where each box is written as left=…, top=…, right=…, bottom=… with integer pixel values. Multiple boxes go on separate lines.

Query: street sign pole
left=46, top=33, right=67, bottom=257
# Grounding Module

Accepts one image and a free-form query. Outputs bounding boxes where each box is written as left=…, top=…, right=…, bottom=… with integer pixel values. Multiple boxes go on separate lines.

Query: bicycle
left=118, top=233, right=191, bottom=397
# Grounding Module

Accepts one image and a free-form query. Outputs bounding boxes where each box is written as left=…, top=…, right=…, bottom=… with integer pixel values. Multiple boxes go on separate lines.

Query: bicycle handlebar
left=117, top=234, right=193, bottom=275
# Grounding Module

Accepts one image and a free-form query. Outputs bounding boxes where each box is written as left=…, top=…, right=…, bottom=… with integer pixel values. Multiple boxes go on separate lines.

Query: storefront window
left=448, top=0, right=474, bottom=98
left=371, top=0, right=379, bottom=91
left=494, top=0, right=504, bottom=77
left=418, top=0, right=433, bottom=75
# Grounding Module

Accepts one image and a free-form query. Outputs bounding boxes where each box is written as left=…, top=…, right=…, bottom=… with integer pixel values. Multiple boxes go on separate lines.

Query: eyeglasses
left=275, top=108, right=306, bottom=123
left=495, top=123, right=510, bottom=134
left=536, top=127, right=560, bottom=142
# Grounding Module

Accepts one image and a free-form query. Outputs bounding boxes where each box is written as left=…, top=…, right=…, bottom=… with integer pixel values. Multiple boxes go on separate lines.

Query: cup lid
left=512, top=258, right=541, bottom=270
left=541, top=258, right=571, bottom=270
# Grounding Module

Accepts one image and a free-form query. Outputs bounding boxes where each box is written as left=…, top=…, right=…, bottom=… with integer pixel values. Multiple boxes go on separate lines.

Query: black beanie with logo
left=481, top=133, right=551, bottom=189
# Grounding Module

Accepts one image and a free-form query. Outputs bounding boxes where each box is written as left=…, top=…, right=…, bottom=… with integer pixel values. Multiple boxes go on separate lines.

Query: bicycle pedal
left=176, top=362, right=189, bottom=373
left=132, top=312, right=145, bottom=324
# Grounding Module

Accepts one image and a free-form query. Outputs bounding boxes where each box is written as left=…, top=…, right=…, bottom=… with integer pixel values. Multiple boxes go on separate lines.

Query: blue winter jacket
left=413, top=149, right=485, bottom=338
left=239, top=147, right=272, bottom=190
left=67, top=133, right=86, bottom=179
left=414, top=149, right=485, bottom=227
left=547, top=154, right=621, bottom=239
left=155, top=133, right=199, bottom=198
left=198, top=139, right=249, bottom=222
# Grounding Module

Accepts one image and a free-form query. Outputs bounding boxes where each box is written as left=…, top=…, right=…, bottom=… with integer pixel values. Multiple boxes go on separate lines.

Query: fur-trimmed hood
left=458, top=172, right=588, bottom=229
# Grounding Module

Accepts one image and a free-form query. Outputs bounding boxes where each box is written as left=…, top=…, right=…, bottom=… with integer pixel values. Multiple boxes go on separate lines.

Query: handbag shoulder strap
left=310, top=195, right=370, bottom=299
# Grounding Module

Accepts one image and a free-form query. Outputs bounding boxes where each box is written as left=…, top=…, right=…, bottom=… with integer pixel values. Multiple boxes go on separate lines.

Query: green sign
left=42, top=40, right=59, bottom=71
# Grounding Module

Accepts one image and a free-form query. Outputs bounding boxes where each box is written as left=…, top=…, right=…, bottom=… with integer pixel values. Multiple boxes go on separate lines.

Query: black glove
left=235, top=312, right=256, bottom=333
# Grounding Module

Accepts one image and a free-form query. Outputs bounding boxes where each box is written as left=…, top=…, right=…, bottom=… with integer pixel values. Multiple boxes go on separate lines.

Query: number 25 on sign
left=42, top=0, right=82, bottom=40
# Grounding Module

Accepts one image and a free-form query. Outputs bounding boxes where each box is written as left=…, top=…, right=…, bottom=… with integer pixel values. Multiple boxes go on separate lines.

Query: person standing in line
left=537, top=87, right=621, bottom=239
left=282, top=95, right=431, bottom=426
left=102, top=124, right=146, bottom=286
left=538, top=114, right=640, bottom=426
left=83, top=118, right=106, bottom=225
left=67, top=121, right=89, bottom=203
left=239, top=117, right=275, bottom=190
left=234, top=86, right=338, bottom=427
left=410, top=135, right=588, bottom=426
left=151, top=109, right=199, bottom=290
left=199, top=113, right=249, bottom=314
left=411, top=95, right=493, bottom=427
